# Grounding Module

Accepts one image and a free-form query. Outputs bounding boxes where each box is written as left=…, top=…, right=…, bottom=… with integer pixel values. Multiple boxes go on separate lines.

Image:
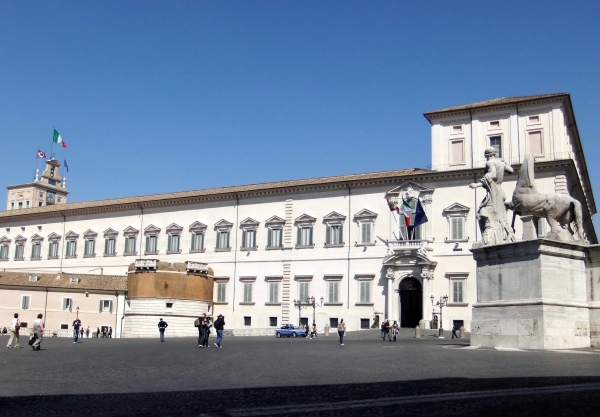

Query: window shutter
left=145, top=236, right=150, bottom=252
left=252, top=230, right=256, bottom=247
left=326, top=226, right=331, bottom=245
left=104, top=239, right=109, bottom=254
left=328, top=282, right=334, bottom=302
left=359, top=282, right=365, bottom=302
left=309, top=227, right=313, bottom=245
left=339, top=225, right=344, bottom=244
left=451, top=218, right=458, bottom=240
left=242, top=231, right=247, bottom=248
left=297, top=227, right=301, bottom=245
left=99, top=300, right=103, bottom=313
left=109, top=300, right=113, bottom=313
left=168, top=235, right=172, bottom=251
left=226, top=231, right=230, bottom=248
left=366, top=282, right=371, bottom=302
left=278, top=229, right=283, bottom=246
left=267, top=229, right=272, bottom=247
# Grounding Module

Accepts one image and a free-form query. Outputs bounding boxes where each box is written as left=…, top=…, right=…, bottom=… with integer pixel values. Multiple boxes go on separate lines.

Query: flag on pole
left=414, top=199, right=429, bottom=227
left=64, top=159, right=69, bottom=172
left=52, top=129, right=67, bottom=148
left=37, top=150, right=46, bottom=159
left=385, top=197, right=399, bottom=213
left=401, top=198, right=414, bottom=227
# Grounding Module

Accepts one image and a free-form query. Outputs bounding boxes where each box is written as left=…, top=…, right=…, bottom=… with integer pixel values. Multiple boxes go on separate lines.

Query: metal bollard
left=324, top=324, right=330, bottom=336
left=459, top=326, right=465, bottom=339
left=414, top=325, right=420, bottom=339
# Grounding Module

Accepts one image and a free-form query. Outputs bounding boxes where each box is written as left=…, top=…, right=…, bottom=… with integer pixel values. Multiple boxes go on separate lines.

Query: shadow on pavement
left=1, top=376, right=599, bottom=417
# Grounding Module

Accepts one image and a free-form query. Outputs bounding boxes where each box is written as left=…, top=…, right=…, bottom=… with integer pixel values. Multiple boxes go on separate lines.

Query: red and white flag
left=37, top=150, right=46, bottom=159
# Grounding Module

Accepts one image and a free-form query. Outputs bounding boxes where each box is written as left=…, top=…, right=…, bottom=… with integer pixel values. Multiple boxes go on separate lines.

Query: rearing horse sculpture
left=510, top=154, right=586, bottom=242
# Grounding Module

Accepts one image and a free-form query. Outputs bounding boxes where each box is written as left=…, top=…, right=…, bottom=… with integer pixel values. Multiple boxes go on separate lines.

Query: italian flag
left=53, top=129, right=67, bottom=148
left=402, top=198, right=414, bottom=227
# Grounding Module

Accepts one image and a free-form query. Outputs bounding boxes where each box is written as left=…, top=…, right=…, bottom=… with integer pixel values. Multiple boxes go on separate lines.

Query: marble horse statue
left=510, top=154, right=586, bottom=243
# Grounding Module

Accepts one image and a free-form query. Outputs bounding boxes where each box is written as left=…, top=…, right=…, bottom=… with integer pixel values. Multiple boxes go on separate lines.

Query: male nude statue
left=469, top=147, right=515, bottom=245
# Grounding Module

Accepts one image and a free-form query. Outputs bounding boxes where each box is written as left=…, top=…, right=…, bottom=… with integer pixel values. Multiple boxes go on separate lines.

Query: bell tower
left=6, top=158, right=69, bottom=211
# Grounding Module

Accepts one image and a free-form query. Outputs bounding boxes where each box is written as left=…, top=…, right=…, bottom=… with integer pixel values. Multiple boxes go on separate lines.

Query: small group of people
left=95, top=327, right=112, bottom=338
left=304, top=323, right=318, bottom=339
left=158, top=313, right=225, bottom=348
left=6, top=313, right=45, bottom=351
left=380, top=319, right=399, bottom=342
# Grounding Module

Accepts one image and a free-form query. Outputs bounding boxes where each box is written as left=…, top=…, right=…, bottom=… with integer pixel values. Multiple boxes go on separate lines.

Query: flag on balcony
left=385, top=197, right=399, bottom=213
left=401, top=198, right=414, bottom=227
left=414, top=199, right=429, bottom=227
left=52, top=129, right=67, bottom=148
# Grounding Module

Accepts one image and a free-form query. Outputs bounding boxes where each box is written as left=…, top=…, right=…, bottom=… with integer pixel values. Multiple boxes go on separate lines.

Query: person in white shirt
left=6, top=313, right=20, bottom=348
left=32, top=314, right=44, bottom=351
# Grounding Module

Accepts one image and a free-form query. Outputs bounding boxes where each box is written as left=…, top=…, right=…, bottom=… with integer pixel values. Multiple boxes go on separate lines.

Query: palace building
left=0, top=93, right=596, bottom=337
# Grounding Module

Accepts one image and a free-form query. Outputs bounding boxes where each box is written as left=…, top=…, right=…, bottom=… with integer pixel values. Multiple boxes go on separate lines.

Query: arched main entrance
left=399, top=277, right=422, bottom=328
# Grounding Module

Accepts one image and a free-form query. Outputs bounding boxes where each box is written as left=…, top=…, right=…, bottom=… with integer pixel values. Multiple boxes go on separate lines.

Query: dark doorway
left=400, top=277, right=422, bottom=327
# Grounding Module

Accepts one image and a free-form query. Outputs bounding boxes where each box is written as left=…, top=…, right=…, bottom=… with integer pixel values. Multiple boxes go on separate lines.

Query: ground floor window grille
left=244, top=316, right=252, bottom=326
left=330, top=318, right=339, bottom=328
left=360, top=318, right=370, bottom=329
left=269, top=317, right=278, bottom=327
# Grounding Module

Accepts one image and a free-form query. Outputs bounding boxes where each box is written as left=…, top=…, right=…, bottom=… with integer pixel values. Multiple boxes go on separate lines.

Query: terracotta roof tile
left=0, top=271, right=127, bottom=291
left=0, top=168, right=429, bottom=221
left=424, top=93, right=569, bottom=119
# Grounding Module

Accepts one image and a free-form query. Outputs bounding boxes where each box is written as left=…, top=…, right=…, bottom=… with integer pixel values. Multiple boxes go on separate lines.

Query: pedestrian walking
left=213, top=314, right=225, bottom=348
left=6, top=313, right=20, bottom=348
left=305, top=323, right=310, bottom=339
left=452, top=325, right=458, bottom=339
left=195, top=313, right=207, bottom=348
left=337, top=319, right=346, bottom=345
left=86, top=327, right=90, bottom=338
left=158, top=318, right=168, bottom=342
left=102, top=328, right=107, bottom=338
left=382, top=320, right=392, bottom=342
left=203, top=316, right=212, bottom=347
left=392, top=321, right=399, bottom=342
left=96, top=327, right=100, bottom=338
left=312, top=323, right=318, bottom=339
left=72, top=318, right=81, bottom=343
left=108, top=327, right=113, bottom=338
left=32, top=314, right=44, bottom=351
left=80, top=328, right=84, bottom=339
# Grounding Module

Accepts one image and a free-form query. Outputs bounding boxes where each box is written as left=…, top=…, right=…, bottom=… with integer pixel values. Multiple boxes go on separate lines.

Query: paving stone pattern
left=1, top=330, right=600, bottom=416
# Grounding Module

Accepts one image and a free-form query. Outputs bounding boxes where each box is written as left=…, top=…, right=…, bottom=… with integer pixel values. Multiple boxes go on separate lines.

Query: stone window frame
left=214, top=219, right=233, bottom=252
left=446, top=272, right=469, bottom=306
left=214, top=277, right=230, bottom=305
left=295, top=214, right=316, bottom=249
left=355, top=274, right=375, bottom=306
left=103, top=228, right=119, bottom=257
left=265, top=276, right=283, bottom=306
left=323, top=212, right=346, bottom=248
left=240, top=218, right=260, bottom=251
left=449, top=138, right=465, bottom=166
left=123, top=226, right=139, bottom=256
left=189, top=221, right=207, bottom=253
left=324, top=275, right=343, bottom=306
left=265, top=215, right=285, bottom=250
left=47, top=232, right=61, bottom=259
left=165, top=223, right=183, bottom=255
left=0, top=236, right=10, bottom=261
left=143, top=224, right=161, bottom=255
left=239, top=276, right=256, bottom=305
left=13, top=235, right=26, bottom=261
left=83, top=229, right=98, bottom=258
left=526, top=128, right=544, bottom=157
left=64, top=231, right=79, bottom=259
left=443, top=203, right=470, bottom=243
left=295, top=275, right=313, bottom=302
left=487, top=133, right=504, bottom=159
left=353, top=209, right=378, bottom=246
left=30, top=234, right=44, bottom=260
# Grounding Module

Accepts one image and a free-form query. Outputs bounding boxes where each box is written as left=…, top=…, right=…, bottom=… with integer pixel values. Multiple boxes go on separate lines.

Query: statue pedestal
left=470, top=239, right=590, bottom=350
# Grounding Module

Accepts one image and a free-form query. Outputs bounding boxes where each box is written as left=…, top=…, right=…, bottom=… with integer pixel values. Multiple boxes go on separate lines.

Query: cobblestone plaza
left=1, top=330, right=600, bottom=416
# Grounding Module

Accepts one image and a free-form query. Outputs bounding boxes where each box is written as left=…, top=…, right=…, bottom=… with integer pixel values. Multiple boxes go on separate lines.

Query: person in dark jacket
left=196, top=313, right=207, bottom=348
left=158, top=318, right=168, bottom=342
left=213, top=314, right=225, bottom=348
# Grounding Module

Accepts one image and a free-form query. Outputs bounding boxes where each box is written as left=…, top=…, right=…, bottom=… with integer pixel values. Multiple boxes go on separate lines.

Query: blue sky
left=1, top=1, right=599, bottom=211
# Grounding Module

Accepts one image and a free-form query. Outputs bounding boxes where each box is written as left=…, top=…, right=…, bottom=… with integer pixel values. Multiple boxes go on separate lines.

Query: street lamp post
left=430, top=295, right=448, bottom=338
left=293, top=298, right=311, bottom=327
left=309, top=296, right=324, bottom=324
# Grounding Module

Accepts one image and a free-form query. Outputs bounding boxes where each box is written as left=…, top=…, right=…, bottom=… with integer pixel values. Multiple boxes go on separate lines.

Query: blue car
left=275, top=324, right=307, bottom=338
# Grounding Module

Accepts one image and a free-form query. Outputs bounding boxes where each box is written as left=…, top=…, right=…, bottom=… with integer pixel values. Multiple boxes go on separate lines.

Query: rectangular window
left=66, top=241, right=77, bottom=257
left=21, top=295, right=30, bottom=310
left=297, top=226, right=313, bottom=246
left=450, top=140, right=464, bottom=164
left=360, top=223, right=372, bottom=244
left=489, top=120, right=500, bottom=129
left=528, top=115, right=540, bottom=125
left=216, top=231, right=230, bottom=249
left=145, top=235, right=158, bottom=253
left=20, top=321, right=28, bottom=328
left=48, top=241, right=59, bottom=258
left=268, top=282, right=279, bottom=303
left=60, top=324, right=69, bottom=330
left=62, top=298, right=73, bottom=311
left=244, top=316, right=251, bottom=326
left=124, top=236, right=137, bottom=254
left=31, top=243, right=41, bottom=259
left=267, top=228, right=283, bottom=247
left=14, top=244, right=24, bottom=260
left=330, top=318, right=339, bottom=328
left=18, top=202, right=23, bottom=209
left=452, top=280, right=465, bottom=303
left=359, top=281, right=372, bottom=303
left=167, top=234, right=180, bottom=252
left=0, top=245, right=8, bottom=260
left=84, top=239, right=95, bottom=256
left=326, top=225, right=343, bottom=245
left=216, top=283, right=227, bottom=302
left=452, top=125, right=462, bottom=133
left=191, top=232, right=204, bottom=251
left=529, top=131, right=543, bottom=155
left=298, top=282, right=310, bottom=301
left=241, top=230, right=256, bottom=249
left=100, top=300, right=113, bottom=313
left=104, top=238, right=116, bottom=255
left=450, top=217, right=465, bottom=240
left=489, top=136, right=502, bottom=158
left=328, top=281, right=339, bottom=303
left=243, top=283, right=253, bottom=303
left=360, top=318, right=370, bottom=329
left=269, top=317, right=278, bottom=327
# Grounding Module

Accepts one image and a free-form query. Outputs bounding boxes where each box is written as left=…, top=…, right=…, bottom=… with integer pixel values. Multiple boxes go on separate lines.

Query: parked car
left=275, top=324, right=307, bottom=338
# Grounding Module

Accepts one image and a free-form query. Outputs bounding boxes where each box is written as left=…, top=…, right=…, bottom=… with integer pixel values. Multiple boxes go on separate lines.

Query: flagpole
left=50, top=127, right=55, bottom=158
left=34, top=151, right=38, bottom=181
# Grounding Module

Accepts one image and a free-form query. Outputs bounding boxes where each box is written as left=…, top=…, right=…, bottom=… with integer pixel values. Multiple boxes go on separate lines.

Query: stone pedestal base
left=471, top=239, right=590, bottom=350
